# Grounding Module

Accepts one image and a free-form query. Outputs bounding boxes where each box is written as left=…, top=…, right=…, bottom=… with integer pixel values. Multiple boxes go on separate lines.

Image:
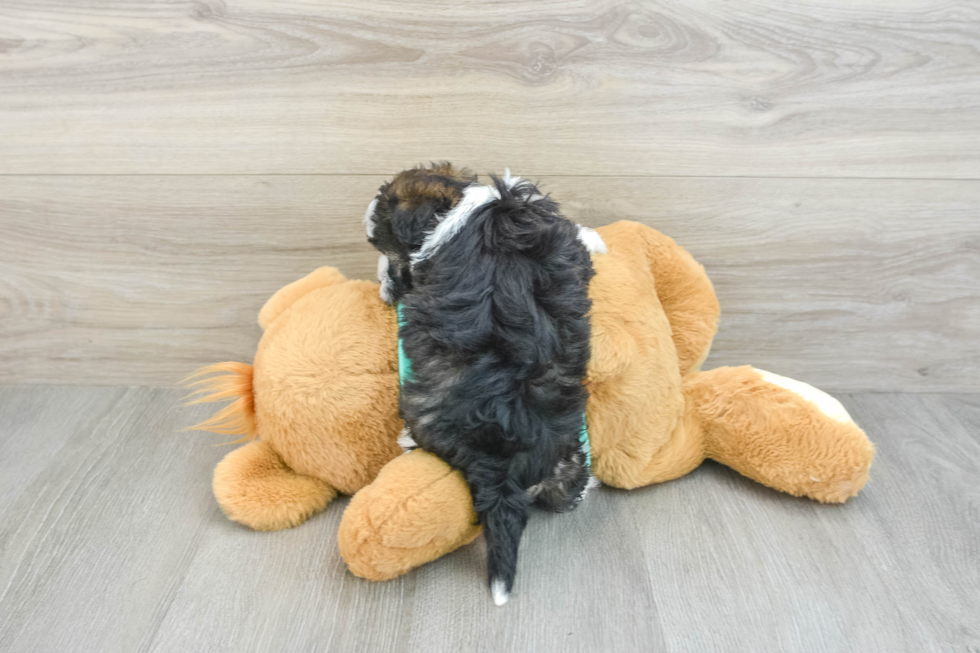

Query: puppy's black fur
left=366, top=165, right=594, bottom=603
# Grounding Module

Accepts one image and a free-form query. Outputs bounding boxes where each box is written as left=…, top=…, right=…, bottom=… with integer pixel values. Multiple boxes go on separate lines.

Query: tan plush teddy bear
left=187, top=221, right=874, bottom=582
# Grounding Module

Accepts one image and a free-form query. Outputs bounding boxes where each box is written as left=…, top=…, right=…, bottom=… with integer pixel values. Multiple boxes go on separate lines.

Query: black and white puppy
left=364, top=163, right=605, bottom=605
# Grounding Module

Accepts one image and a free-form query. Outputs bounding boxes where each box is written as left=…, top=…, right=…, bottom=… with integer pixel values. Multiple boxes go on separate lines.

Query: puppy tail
left=479, top=476, right=531, bottom=607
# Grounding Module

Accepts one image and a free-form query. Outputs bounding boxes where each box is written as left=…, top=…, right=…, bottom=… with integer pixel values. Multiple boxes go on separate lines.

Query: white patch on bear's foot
left=755, top=369, right=854, bottom=424
left=577, top=225, right=608, bottom=255
left=491, top=579, right=510, bottom=606
left=397, top=428, right=417, bottom=453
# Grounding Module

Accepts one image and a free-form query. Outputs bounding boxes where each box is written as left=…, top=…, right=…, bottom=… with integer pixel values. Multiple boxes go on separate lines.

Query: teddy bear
left=186, top=221, right=874, bottom=582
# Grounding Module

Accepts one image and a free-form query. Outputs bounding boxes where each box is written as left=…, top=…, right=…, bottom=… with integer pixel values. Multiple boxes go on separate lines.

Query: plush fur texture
left=337, top=449, right=481, bottom=581
left=184, top=361, right=256, bottom=441
left=213, top=440, right=336, bottom=531
left=365, top=164, right=596, bottom=603
left=188, top=221, right=875, bottom=588
left=189, top=267, right=403, bottom=530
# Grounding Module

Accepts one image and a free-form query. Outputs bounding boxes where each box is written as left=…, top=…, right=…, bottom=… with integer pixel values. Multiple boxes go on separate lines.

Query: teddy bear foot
left=213, top=440, right=337, bottom=531
left=338, top=450, right=481, bottom=581
left=687, top=366, right=875, bottom=504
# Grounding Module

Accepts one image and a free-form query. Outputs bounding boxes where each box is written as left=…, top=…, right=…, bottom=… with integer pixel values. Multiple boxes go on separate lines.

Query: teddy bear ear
left=258, top=267, right=348, bottom=330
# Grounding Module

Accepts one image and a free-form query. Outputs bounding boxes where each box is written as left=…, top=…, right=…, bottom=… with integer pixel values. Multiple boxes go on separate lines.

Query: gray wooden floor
left=0, top=387, right=976, bottom=653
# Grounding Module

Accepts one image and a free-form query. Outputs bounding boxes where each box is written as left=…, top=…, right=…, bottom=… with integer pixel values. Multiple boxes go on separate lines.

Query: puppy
left=364, top=163, right=605, bottom=605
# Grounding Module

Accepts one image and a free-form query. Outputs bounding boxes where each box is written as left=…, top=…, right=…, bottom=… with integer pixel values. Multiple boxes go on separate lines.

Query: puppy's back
left=399, top=177, right=595, bottom=604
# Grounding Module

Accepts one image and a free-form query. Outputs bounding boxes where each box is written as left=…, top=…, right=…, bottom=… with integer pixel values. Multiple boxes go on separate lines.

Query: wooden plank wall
left=1, top=0, right=978, bottom=390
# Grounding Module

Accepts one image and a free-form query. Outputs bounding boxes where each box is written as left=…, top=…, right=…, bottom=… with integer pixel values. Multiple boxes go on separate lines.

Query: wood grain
left=1, top=387, right=977, bottom=652
left=636, top=391, right=980, bottom=652
left=0, top=0, right=978, bottom=176
left=1, top=175, right=977, bottom=390
left=0, top=387, right=224, bottom=652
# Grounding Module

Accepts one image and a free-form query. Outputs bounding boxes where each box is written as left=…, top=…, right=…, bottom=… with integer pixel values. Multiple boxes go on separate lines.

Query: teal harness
left=397, top=304, right=591, bottom=468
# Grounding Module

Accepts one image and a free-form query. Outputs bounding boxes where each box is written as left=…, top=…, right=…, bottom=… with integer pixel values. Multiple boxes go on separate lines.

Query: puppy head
left=365, top=162, right=476, bottom=303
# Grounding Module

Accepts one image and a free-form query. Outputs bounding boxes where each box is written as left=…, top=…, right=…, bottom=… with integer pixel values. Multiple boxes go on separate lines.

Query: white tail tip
left=491, top=579, right=510, bottom=606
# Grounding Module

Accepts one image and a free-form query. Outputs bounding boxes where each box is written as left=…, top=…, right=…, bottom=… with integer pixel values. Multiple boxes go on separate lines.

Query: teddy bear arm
left=640, top=228, right=720, bottom=375
left=258, top=267, right=348, bottom=330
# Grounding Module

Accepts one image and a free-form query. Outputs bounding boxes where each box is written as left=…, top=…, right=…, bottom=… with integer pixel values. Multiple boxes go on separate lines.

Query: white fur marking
left=503, top=168, right=542, bottom=200
left=755, top=369, right=854, bottom=424
left=581, top=475, right=601, bottom=500
left=491, top=579, right=510, bottom=606
left=411, top=184, right=500, bottom=266
left=397, top=428, right=417, bottom=453
left=363, top=198, right=378, bottom=238
left=377, top=254, right=395, bottom=304
left=577, top=225, right=608, bottom=255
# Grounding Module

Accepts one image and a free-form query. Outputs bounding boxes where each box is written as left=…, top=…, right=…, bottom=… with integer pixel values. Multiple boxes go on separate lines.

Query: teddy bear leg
left=684, top=366, right=875, bottom=503
left=630, top=397, right=709, bottom=486
left=338, top=450, right=481, bottom=581
left=213, top=439, right=337, bottom=531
